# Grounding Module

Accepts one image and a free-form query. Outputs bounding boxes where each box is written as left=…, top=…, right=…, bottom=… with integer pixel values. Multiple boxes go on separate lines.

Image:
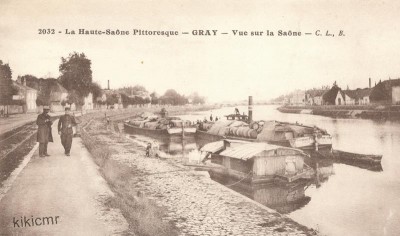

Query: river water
left=127, top=105, right=400, bottom=236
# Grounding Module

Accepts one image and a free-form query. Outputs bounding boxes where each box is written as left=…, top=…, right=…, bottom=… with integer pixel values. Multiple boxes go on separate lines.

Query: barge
left=200, top=139, right=314, bottom=184
left=197, top=118, right=332, bottom=151
left=124, top=113, right=196, bottom=138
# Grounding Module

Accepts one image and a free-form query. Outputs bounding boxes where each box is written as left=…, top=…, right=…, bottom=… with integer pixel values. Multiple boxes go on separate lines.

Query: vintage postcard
left=1, top=0, right=399, bottom=235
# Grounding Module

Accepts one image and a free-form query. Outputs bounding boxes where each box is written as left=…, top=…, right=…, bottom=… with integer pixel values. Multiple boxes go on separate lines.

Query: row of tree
left=1, top=52, right=207, bottom=112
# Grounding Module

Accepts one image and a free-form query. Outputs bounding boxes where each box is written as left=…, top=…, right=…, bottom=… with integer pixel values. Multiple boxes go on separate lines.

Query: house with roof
left=21, top=76, right=68, bottom=112
left=353, top=88, right=372, bottom=105
left=333, top=88, right=373, bottom=106
left=49, top=81, right=68, bottom=112
left=370, top=78, right=400, bottom=105
left=12, top=80, right=38, bottom=113
left=305, top=89, right=327, bottom=105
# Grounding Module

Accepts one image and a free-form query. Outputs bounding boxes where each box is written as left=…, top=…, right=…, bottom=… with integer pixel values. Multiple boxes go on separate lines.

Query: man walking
left=58, top=107, right=77, bottom=156
left=36, top=106, right=53, bottom=157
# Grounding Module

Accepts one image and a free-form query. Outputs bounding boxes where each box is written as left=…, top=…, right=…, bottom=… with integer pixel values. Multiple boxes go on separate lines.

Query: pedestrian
left=36, top=106, right=53, bottom=157
left=215, top=116, right=219, bottom=121
left=58, top=107, right=77, bottom=156
left=146, top=142, right=152, bottom=157
left=210, top=114, right=213, bottom=121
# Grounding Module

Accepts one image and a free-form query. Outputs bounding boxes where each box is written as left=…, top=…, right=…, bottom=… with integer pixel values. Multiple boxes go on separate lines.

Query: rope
left=225, top=171, right=253, bottom=187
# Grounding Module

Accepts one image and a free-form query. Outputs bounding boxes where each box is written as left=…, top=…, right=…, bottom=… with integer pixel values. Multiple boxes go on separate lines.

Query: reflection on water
left=158, top=136, right=198, bottom=156
left=125, top=105, right=400, bottom=236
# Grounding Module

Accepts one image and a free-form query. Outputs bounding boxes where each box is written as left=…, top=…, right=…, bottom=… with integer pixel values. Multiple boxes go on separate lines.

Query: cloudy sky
left=1, top=0, right=400, bottom=102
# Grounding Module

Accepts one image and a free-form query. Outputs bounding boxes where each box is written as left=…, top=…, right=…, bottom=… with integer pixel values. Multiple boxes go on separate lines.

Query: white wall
left=392, top=86, right=400, bottom=104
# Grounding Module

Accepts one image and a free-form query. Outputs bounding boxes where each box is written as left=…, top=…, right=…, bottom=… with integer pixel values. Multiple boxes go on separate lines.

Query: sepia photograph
left=1, top=0, right=400, bottom=235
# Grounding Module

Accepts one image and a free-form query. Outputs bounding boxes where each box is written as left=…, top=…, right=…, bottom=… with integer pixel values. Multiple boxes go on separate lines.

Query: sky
left=1, top=0, right=400, bottom=102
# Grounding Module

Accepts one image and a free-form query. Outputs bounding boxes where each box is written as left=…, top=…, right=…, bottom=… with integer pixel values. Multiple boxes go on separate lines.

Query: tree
left=90, top=82, right=102, bottom=101
left=190, top=92, right=206, bottom=105
left=0, top=60, right=14, bottom=105
left=63, top=90, right=84, bottom=108
left=59, top=52, right=93, bottom=101
left=160, top=89, right=188, bottom=105
left=106, top=93, right=119, bottom=108
left=118, top=85, right=148, bottom=96
left=120, top=93, right=132, bottom=108
left=150, top=92, right=159, bottom=105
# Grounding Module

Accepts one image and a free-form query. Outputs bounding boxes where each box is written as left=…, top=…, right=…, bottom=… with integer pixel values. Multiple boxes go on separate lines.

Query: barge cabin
left=201, top=139, right=314, bottom=184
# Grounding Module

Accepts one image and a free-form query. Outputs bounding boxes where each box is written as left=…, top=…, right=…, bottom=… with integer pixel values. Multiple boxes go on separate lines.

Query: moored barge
left=124, top=113, right=196, bottom=138
left=200, top=139, right=314, bottom=184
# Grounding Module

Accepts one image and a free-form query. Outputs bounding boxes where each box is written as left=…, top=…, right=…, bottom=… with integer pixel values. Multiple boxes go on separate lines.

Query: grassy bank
left=80, top=118, right=178, bottom=236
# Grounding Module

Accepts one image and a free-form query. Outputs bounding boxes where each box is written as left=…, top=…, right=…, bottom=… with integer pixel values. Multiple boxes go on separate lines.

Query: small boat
left=199, top=139, right=314, bottom=184
left=124, top=112, right=196, bottom=138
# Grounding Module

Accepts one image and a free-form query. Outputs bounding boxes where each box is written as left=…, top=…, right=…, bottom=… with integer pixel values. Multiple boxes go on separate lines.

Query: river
left=127, top=105, right=400, bottom=236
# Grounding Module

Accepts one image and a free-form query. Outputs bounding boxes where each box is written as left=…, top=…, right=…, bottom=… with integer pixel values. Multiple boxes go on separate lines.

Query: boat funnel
left=248, top=96, right=253, bottom=123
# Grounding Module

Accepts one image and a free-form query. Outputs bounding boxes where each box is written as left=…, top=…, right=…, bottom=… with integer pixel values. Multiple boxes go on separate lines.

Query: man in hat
left=36, top=106, right=53, bottom=157
left=58, top=107, right=77, bottom=156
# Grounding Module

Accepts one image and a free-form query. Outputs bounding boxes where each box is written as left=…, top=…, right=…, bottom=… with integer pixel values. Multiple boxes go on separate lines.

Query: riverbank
left=80, top=115, right=318, bottom=235
left=278, top=105, right=400, bottom=120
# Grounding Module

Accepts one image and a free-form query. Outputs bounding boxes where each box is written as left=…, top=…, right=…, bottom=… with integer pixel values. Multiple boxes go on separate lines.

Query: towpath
left=0, top=119, right=128, bottom=235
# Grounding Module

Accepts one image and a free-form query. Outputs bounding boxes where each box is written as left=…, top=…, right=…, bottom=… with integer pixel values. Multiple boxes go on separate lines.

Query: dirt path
left=0, top=120, right=128, bottom=235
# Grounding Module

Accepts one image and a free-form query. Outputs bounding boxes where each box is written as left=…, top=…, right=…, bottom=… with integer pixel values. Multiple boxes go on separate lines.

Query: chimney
left=369, top=78, right=371, bottom=88
left=248, top=96, right=253, bottom=124
left=108, top=80, right=110, bottom=90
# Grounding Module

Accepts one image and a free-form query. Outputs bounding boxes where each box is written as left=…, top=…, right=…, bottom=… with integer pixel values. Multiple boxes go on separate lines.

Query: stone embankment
left=278, top=106, right=400, bottom=120
left=84, top=119, right=317, bottom=236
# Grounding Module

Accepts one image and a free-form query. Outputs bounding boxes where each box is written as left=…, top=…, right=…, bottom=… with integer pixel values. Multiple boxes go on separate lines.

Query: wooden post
left=182, top=121, right=185, bottom=138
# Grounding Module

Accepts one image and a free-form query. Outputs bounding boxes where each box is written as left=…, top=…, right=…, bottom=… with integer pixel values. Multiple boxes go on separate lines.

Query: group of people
left=209, top=114, right=219, bottom=122
left=202, top=114, right=219, bottom=123
left=36, top=106, right=77, bottom=157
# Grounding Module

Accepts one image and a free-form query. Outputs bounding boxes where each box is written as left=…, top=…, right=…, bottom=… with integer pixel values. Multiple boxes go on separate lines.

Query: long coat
left=58, top=114, right=77, bottom=135
left=36, top=113, right=53, bottom=143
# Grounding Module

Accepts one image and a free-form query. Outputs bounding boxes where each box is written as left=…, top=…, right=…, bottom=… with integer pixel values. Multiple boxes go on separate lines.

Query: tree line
left=0, top=52, right=206, bottom=112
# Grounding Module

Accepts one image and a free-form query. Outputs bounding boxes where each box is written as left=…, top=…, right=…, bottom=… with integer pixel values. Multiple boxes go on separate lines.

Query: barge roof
left=202, top=140, right=308, bottom=160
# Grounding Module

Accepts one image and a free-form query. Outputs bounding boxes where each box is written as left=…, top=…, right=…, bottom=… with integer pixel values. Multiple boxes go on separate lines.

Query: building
left=305, top=89, right=327, bottom=105
left=21, top=77, right=69, bottom=111
left=333, top=90, right=346, bottom=105
left=290, top=90, right=306, bottom=106
left=49, top=82, right=68, bottom=112
left=12, top=80, right=38, bottom=113
left=350, top=88, right=372, bottom=105
left=392, top=85, right=400, bottom=105
left=370, top=78, right=400, bottom=105
left=83, top=92, right=94, bottom=110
